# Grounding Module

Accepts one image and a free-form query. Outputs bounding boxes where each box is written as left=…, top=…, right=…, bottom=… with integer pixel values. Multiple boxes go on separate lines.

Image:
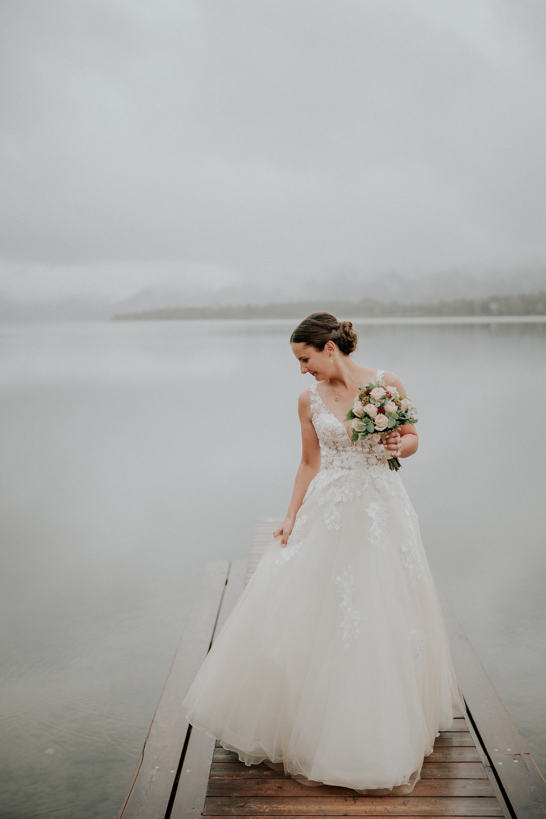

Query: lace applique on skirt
left=335, top=565, right=361, bottom=649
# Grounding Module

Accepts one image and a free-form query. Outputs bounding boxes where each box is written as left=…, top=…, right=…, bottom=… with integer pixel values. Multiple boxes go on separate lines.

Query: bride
left=182, top=312, right=463, bottom=795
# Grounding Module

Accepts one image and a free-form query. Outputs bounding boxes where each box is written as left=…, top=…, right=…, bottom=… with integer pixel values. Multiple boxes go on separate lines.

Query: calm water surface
left=0, top=319, right=545, bottom=818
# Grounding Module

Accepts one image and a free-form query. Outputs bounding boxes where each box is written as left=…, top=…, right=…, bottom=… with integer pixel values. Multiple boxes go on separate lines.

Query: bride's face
left=291, top=342, right=331, bottom=380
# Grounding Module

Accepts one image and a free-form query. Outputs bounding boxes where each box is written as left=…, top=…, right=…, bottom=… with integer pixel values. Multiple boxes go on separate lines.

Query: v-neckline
left=313, top=383, right=360, bottom=445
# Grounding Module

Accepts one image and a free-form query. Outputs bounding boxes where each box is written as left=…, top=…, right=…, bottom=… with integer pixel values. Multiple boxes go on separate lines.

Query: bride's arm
left=382, top=371, right=419, bottom=459
left=274, top=390, right=321, bottom=547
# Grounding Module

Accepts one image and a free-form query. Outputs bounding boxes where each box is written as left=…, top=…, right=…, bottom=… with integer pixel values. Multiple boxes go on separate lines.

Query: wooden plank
left=118, top=561, right=230, bottom=819
left=434, top=735, right=476, bottom=747
left=209, top=763, right=490, bottom=781
left=202, top=795, right=504, bottom=815
left=170, top=559, right=249, bottom=819
left=442, top=600, right=546, bottom=818
left=420, top=762, right=489, bottom=780
left=449, top=719, right=474, bottom=732
left=421, top=748, right=483, bottom=764
left=462, top=708, right=511, bottom=819
left=212, top=560, right=249, bottom=635
left=205, top=778, right=495, bottom=798
left=245, top=520, right=278, bottom=584
left=170, top=732, right=216, bottom=819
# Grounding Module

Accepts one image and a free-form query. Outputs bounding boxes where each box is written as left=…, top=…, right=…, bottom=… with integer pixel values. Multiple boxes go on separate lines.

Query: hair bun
left=335, top=320, right=358, bottom=355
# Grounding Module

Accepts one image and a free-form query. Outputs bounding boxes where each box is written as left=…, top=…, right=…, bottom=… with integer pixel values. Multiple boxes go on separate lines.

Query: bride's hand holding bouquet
left=345, top=380, right=418, bottom=471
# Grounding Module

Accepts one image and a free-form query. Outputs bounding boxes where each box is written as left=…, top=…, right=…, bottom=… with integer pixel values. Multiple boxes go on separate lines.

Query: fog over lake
left=0, top=318, right=544, bottom=819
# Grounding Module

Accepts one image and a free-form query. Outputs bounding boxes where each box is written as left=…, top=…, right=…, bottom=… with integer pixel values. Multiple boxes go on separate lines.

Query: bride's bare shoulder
left=297, top=387, right=313, bottom=417
left=382, top=370, right=407, bottom=395
left=356, top=365, right=378, bottom=382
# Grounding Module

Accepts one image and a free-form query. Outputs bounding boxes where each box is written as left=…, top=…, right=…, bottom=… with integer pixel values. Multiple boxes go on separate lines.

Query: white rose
left=386, top=401, right=397, bottom=413
left=374, top=414, right=389, bottom=431
left=400, top=398, right=410, bottom=412
left=352, top=400, right=365, bottom=418
left=364, top=403, right=378, bottom=418
left=370, top=387, right=386, bottom=401
left=385, top=385, right=399, bottom=398
left=351, top=418, right=364, bottom=431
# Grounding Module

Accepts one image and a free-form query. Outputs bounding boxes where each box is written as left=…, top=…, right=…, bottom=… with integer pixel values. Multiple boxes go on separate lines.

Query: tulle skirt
left=182, top=469, right=463, bottom=794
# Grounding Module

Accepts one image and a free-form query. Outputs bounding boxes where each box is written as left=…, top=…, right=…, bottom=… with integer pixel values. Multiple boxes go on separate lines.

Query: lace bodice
left=309, top=371, right=389, bottom=473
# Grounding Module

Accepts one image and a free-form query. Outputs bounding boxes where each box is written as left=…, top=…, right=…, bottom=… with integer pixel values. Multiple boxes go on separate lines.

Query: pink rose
left=370, top=387, right=386, bottom=401
left=352, top=400, right=365, bottom=417
left=374, top=414, right=389, bottom=431
left=364, top=403, right=378, bottom=418
left=386, top=401, right=397, bottom=413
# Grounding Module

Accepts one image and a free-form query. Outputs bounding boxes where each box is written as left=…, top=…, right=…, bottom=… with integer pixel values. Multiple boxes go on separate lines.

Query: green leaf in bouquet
left=367, top=423, right=375, bottom=433
left=351, top=432, right=359, bottom=442
left=387, top=418, right=396, bottom=428
left=345, top=410, right=355, bottom=421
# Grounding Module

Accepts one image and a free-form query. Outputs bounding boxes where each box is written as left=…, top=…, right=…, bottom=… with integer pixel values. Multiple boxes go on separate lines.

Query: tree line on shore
left=112, top=291, right=546, bottom=321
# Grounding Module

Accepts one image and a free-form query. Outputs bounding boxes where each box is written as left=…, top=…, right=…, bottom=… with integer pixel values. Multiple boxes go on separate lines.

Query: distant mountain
left=1, top=266, right=544, bottom=322
left=110, top=282, right=287, bottom=314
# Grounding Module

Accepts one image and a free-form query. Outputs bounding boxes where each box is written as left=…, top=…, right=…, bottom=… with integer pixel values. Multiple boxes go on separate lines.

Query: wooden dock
left=118, top=520, right=546, bottom=819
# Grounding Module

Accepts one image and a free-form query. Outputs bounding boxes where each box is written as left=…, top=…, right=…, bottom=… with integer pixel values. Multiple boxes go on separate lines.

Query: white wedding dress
left=182, top=370, right=463, bottom=794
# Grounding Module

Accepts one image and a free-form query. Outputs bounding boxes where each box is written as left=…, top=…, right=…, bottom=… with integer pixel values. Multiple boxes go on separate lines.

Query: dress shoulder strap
left=308, top=382, right=322, bottom=417
left=375, top=369, right=384, bottom=384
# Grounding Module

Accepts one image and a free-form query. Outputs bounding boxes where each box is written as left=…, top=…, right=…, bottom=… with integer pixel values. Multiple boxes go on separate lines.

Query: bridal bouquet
left=345, top=380, right=418, bottom=471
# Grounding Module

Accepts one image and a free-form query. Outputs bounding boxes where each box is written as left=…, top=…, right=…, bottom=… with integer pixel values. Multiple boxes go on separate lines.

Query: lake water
left=0, top=318, right=545, bottom=818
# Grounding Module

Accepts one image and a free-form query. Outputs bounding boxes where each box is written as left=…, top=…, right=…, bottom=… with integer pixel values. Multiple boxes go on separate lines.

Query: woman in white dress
left=182, top=312, right=463, bottom=795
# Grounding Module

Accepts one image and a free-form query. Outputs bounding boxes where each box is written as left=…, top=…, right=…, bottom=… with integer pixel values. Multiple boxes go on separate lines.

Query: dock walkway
left=118, top=521, right=546, bottom=819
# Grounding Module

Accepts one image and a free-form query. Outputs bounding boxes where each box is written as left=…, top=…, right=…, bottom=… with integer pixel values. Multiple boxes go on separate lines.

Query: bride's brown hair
left=290, top=312, right=358, bottom=356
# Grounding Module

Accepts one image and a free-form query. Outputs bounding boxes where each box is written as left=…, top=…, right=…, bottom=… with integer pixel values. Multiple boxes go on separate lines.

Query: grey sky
left=1, top=0, right=545, bottom=309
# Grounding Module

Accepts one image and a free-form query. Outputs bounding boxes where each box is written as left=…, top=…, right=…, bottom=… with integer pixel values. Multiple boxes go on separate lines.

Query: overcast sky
left=1, top=0, right=545, bottom=310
